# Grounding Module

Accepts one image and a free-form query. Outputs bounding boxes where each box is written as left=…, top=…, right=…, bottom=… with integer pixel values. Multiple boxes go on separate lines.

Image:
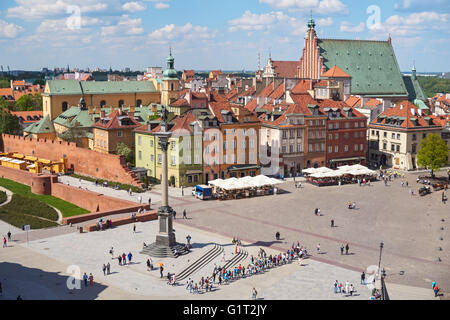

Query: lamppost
left=378, top=241, right=384, bottom=276
left=381, top=268, right=387, bottom=300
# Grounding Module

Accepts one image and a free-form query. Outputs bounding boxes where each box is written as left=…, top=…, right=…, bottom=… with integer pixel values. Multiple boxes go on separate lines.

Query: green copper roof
left=318, top=39, right=408, bottom=96
left=53, top=106, right=95, bottom=128
left=24, top=115, right=55, bottom=134
left=403, top=75, right=427, bottom=102
left=163, top=51, right=178, bottom=80
left=45, top=80, right=157, bottom=96
left=414, top=99, right=429, bottom=110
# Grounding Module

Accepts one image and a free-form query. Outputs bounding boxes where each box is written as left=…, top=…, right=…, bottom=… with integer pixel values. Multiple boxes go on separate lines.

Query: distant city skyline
left=0, top=0, right=449, bottom=72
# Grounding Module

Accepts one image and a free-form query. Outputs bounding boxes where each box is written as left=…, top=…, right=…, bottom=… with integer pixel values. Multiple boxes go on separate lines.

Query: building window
left=328, top=134, right=332, bottom=140
left=309, top=120, right=313, bottom=126
left=360, top=131, right=364, bottom=138
left=117, top=131, right=123, bottom=137
left=396, top=145, right=400, bottom=152
left=138, top=136, right=141, bottom=146
left=297, top=129, right=302, bottom=138
left=383, top=143, right=387, bottom=150
left=62, top=102, right=68, bottom=112
left=188, top=175, right=192, bottom=183
left=136, top=99, right=142, bottom=107
left=345, top=122, right=349, bottom=129
left=354, top=132, right=358, bottom=138
left=119, top=100, right=124, bottom=108
left=344, top=145, right=348, bottom=152
left=423, top=133, right=426, bottom=139
left=158, top=154, right=162, bottom=164
left=355, top=122, right=359, bottom=128
left=315, top=144, right=319, bottom=152
left=391, top=133, right=395, bottom=139
left=384, top=132, right=387, bottom=138
left=171, top=155, right=176, bottom=166
left=150, top=140, right=153, bottom=147
left=308, top=144, right=313, bottom=152
left=360, top=144, right=364, bottom=151
left=334, top=123, right=339, bottom=129
left=282, top=146, right=287, bottom=153
left=320, top=143, right=325, bottom=151
left=171, top=141, right=176, bottom=150
left=282, top=130, right=287, bottom=139
left=335, top=145, right=338, bottom=152
left=328, top=146, right=332, bottom=153
left=290, top=145, right=294, bottom=153
left=412, top=144, right=416, bottom=153
left=138, top=151, right=142, bottom=160
left=194, top=175, right=198, bottom=183
left=391, top=144, right=395, bottom=151
left=328, top=123, right=333, bottom=130
left=335, top=133, right=339, bottom=140
left=354, top=144, right=358, bottom=151
left=344, top=133, right=349, bottom=139
left=298, top=144, right=303, bottom=152
left=100, top=100, right=106, bottom=107
left=397, top=134, right=400, bottom=140
left=151, top=154, right=154, bottom=162
left=412, top=134, right=417, bottom=141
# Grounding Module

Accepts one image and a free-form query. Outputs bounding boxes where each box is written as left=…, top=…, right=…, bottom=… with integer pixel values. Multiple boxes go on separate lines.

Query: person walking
left=317, top=243, right=321, bottom=254
left=334, top=280, right=338, bottom=294
left=183, top=209, right=187, bottom=219
left=361, top=272, right=366, bottom=285
left=433, top=283, right=440, bottom=297
left=109, top=247, right=114, bottom=258
left=138, top=195, right=142, bottom=204
left=148, top=197, right=151, bottom=208
left=128, top=252, right=133, bottom=264
left=133, top=224, right=136, bottom=233
left=340, top=244, right=344, bottom=255
left=173, top=211, right=176, bottom=219
left=350, top=284, right=354, bottom=296
left=118, top=255, right=122, bottom=265
left=83, top=272, right=88, bottom=287
left=102, top=264, right=106, bottom=276
left=106, top=262, right=110, bottom=275
left=147, top=259, right=151, bottom=271
left=7, top=231, right=11, bottom=241
left=331, top=219, right=334, bottom=228
left=3, top=237, right=6, bottom=248
left=160, top=265, right=164, bottom=278
left=89, top=273, right=94, bottom=286
left=122, top=253, right=127, bottom=265
left=251, top=287, right=258, bottom=300
left=345, top=243, right=349, bottom=255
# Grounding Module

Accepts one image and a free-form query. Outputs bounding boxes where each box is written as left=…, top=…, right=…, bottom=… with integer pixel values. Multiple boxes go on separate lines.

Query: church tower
left=161, top=49, right=180, bottom=106
left=298, top=15, right=325, bottom=80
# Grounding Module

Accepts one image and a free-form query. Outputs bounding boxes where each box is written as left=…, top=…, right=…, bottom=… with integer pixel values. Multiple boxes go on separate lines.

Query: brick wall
left=0, top=165, right=35, bottom=185
left=1, top=134, right=142, bottom=186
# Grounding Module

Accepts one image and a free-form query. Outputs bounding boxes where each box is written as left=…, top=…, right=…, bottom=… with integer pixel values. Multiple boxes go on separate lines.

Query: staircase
left=222, top=248, right=248, bottom=271
left=140, top=242, right=189, bottom=258
left=177, top=244, right=224, bottom=281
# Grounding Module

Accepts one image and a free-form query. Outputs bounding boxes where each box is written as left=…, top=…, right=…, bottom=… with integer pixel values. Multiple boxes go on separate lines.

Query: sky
left=0, top=0, right=449, bottom=72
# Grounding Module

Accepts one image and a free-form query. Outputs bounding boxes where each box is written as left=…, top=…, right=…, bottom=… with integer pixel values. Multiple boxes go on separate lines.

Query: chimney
left=88, top=106, right=93, bottom=114
left=100, top=110, right=106, bottom=118
left=130, top=105, right=135, bottom=114
left=147, top=121, right=151, bottom=132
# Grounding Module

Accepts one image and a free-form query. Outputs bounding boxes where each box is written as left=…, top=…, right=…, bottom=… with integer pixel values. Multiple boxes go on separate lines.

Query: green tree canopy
left=14, top=93, right=43, bottom=111
left=417, top=133, right=449, bottom=176
left=0, top=110, right=20, bottom=134
left=117, top=142, right=135, bottom=166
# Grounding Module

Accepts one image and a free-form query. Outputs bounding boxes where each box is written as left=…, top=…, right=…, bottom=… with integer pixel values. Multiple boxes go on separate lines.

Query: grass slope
left=0, top=178, right=89, bottom=217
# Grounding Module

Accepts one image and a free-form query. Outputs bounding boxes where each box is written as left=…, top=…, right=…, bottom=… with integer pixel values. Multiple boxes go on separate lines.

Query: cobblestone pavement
left=1, top=220, right=379, bottom=300
left=0, top=171, right=446, bottom=300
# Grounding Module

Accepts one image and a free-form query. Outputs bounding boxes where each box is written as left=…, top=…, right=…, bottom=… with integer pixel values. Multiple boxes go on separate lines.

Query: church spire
left=307, top=11, right=315, bottom=29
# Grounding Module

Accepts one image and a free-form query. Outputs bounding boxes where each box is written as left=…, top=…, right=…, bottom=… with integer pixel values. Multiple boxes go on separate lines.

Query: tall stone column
left=153, top=129, right=176, bottom=247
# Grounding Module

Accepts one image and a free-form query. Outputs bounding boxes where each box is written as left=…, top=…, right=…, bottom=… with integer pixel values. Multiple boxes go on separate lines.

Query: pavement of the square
left=0, top=171, right=446, bottom=300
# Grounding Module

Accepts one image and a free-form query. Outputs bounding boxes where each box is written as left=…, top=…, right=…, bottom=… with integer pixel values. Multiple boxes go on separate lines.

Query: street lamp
left=381, top=268, right=387, bottom=300
left=378, top=241, right=384, bottom=276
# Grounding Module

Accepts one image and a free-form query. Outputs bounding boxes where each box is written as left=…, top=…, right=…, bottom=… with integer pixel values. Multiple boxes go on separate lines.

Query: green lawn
left=0, top=178, right=90, bottom=218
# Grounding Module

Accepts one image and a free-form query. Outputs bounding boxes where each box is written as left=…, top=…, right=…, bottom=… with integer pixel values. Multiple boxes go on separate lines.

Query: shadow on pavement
left=0, top=262, right=109, bottom=300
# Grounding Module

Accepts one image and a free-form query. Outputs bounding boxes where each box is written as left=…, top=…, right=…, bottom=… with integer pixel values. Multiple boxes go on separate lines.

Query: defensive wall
left=1, top=134, right=142, bottom=187
left=0, top=165, right=150, bottom=225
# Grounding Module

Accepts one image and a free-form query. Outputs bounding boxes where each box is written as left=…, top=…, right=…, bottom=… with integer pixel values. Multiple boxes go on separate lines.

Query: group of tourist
left=333, top=280, right=356, bottom=296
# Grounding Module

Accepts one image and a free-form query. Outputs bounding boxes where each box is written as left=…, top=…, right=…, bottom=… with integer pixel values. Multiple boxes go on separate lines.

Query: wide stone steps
left=222, top=248, right=248, bottom=271
left=177, top=244, right=224, bottom=281
left=140, top=242, right=189, bottom=258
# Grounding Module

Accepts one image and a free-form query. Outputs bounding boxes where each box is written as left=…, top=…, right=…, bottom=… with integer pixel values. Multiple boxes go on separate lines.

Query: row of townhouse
left=134, top=84, right=368, bottom=187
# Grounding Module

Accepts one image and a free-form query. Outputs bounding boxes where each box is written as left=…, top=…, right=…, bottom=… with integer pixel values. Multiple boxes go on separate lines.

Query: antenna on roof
left=269, top=48, right=271, bottom=60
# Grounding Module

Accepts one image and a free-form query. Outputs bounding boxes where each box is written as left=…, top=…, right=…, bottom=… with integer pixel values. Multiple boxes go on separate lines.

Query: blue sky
left=0, top=0, right=449, bottom=72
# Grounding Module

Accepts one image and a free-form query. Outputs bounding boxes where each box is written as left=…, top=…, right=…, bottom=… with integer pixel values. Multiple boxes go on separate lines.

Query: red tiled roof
left=318, top=99, right=365, bottom=118
left=258, top=82, right=275, bottom=97
left=269, top=83, right=285, bottom=99
left=241, top=85, right=256, bottom=97
left=192, top=92, right=208, bottom=100
left=314, top=80, right=328, bottom=87
left=371, top=100, right=448, bottom=129
left=170, top=98, right=190, bottom=107
left=184, top=70, right=195, bottom=76
left=291, top=80, right=312, bottom=94
left=245, top=99, right=258, bottom=112
left=12, top=80, right=25, bottom=86
left=208, top=101, right=232, bottom=123
left=94, top=109, right=141, bottom=130
left=0, top=88, right=14, bottom=99
left=322, top=65, right=351, bottom=78
left=10, top=110, right=43, bottom=123
left=345, top=96, right=361, bottom=108
left=272, top=61, right=299, bottom=78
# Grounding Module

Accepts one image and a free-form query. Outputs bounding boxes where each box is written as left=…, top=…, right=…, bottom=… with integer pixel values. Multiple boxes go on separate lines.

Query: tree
left=0, top=110, right=20, bottom=134
left=117, top=142, right=135, bottom=166
left=417, top=133, right=449, bottom=177
left=14, top=93, right=43, bottom=111
left=33, top=79, right=45, bottom=86
left=0, top=96, right=10, bottom=111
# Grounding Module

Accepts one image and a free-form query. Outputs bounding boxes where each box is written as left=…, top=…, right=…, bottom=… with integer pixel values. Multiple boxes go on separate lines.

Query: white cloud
left=101, top=15, right=144, bottom=36
left=340, top=21, right=364, bottom=33
left=259, top=0, right=348, bottom=15
left=317, top=17, right=333, bottom=27
left=122, top=1, right=147, bottom=13
left=7, top=0, right=109, bottom=20
left=369, top=11, right=449, bottom=36
left=148, top=23, right=214, bottom=43
left=154, top=2, right=170, bottom=9
left=228, top=10, right=306, bottom=36
left=36, top=17, right=101, bottom=33
left=0, top=19, right=24, bottom=38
